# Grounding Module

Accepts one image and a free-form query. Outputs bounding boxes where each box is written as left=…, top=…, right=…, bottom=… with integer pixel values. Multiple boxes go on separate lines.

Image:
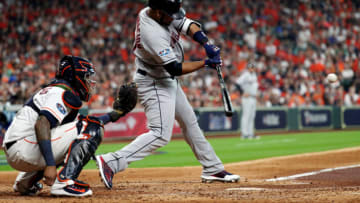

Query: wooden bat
left=215, top=65, right=234, bottom=117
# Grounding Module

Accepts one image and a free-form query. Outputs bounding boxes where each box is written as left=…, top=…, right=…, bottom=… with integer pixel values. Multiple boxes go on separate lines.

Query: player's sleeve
left=38, top=90, right=80, bottom=128
left=172, top=17, right=202, bottom=36
left=142, top=31, right=177, bottom=65
left=236, top=73, right=246, bottom=87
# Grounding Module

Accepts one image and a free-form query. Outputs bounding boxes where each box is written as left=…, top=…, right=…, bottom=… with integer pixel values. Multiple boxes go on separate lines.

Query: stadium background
left=2, top=0, right=360, bottom=108
left=1, top=0, right=360, bottom=140
left=1, top=0, right=360, bottom=201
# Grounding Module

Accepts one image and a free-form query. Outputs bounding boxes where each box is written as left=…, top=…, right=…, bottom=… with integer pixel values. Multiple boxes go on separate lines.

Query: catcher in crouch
left=2, top=55, right=137, bottom=197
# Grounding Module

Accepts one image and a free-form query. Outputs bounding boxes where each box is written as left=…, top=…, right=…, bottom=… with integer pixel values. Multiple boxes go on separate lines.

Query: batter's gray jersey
left=133, top=7, right=189, bottom=77
left=100, top=7, right=225, bottom=176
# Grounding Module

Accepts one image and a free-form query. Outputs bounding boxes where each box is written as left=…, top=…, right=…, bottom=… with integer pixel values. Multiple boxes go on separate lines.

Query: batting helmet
left=56, top=55, right=96, bottom=102
left=148, top=0, right=185, bottom=19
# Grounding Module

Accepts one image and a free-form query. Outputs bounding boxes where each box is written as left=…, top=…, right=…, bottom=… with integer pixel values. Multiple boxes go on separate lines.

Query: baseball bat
left=215, top=65, right=234, bottom=117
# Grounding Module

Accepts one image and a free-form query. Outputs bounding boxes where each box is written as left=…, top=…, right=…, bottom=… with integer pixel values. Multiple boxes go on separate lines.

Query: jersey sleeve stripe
left=181, top=18, right=201, bottom=35
left=161, top=58, right=177, bottom=66
left=41, top=107, right=62, bottom=122
left=177, top=18, right=186, bottom=32
left=39, top=110, right=59, bottom=128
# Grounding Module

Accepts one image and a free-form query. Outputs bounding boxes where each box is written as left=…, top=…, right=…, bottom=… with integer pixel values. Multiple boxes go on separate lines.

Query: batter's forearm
left=181, top=61, right=206, bottom=75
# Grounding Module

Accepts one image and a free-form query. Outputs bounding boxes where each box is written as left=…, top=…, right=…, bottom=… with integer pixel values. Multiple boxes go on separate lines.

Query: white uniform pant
left=102, top=74, right=224, bottom=176
left=4, top=121, right=79, bottom=172
left=241, top=97, right=256, bottom=138
left=4, top=121, right=79, bottom=191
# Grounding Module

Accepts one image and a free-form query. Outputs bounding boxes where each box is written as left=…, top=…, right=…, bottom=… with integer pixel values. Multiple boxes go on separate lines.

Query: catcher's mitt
left=110, top=82, right=138, bottom=121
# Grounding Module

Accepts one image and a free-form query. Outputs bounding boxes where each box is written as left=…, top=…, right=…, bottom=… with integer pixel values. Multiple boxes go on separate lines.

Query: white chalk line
left=226, top=187, right=268, bottom=191
left=266, top=164, right=360, bottom=182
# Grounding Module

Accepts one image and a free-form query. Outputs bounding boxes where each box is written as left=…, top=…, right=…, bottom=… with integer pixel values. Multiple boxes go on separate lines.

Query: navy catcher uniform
left=96, top=0, right=240, bottom=189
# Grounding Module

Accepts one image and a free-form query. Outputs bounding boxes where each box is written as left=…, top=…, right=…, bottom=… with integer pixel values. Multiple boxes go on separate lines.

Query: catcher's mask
left=56, top=55, right=96, bottom=102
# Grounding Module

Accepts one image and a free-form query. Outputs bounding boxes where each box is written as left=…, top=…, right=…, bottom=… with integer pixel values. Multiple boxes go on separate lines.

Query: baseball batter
left=3, top=56, right=136, bottom=197
left=96, top=0, right=240, bottom=189
left=236, top=63, right=258, bottom=139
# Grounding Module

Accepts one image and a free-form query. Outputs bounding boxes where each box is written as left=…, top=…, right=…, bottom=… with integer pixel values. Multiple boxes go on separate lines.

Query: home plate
left=226, top=187, right=268, bottom=191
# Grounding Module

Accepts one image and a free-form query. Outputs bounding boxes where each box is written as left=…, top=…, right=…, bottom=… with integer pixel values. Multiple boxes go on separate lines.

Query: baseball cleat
left=51, top=178, right=92, bottom=197
left=13, top=171, right=44, bottom=196
left=96, top=155, right=114, bottom=189
left=201, top=170, right=240, bottom=183
left=13, top=182, right=43, bottom=196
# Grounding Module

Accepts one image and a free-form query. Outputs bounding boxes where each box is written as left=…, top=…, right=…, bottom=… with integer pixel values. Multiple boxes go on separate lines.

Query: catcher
left=2, top=55, right=137, bottom=197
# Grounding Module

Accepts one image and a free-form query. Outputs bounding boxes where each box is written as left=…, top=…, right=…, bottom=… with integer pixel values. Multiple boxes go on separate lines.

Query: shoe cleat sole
left=95, top=156, right=112, bottom=190
left=202, top=179, right=239, bottom=183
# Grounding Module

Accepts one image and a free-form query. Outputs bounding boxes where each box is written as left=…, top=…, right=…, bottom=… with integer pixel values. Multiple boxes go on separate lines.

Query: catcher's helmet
left=148, top=0, right=185, bottom=19
left=56, top=55, right=96, bottom=102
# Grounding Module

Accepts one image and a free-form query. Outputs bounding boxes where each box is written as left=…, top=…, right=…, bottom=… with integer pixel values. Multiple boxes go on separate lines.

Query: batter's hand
left=205, top=55, right=222, bottom=70
left=204, top=42, right=220, bottom=58
left=43, top=165, right=57, bottom=186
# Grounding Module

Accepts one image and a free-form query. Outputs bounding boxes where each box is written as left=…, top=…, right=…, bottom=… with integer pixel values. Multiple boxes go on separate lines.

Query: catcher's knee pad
left=76, top=115, right=104, bottom=143
left=58, top=115, right=104, bottom=180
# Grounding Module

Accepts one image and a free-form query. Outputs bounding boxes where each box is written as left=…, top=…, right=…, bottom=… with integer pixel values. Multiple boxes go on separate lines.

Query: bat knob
left=225, top=111, right=233, bottom=117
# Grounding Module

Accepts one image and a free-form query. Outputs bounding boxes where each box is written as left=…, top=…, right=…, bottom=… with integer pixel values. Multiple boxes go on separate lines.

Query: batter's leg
left=175, top=83, right=224, bottom=176
left=100, top=78, right=177, bottom=174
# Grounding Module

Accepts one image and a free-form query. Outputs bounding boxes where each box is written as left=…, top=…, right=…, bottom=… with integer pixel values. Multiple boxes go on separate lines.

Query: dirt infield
left=1, top=147, right=360, bottom=202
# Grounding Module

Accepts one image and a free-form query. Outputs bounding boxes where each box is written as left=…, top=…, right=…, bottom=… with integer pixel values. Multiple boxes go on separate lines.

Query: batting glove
left=204, top=42, right=220, bottom=58
left=205, top=55, right=222, bottom=70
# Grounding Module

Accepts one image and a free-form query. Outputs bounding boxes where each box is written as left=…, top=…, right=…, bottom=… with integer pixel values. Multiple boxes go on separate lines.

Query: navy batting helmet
left=56, top=55, right=96, bottom=102
left=148, top=0, right=185, bottom=19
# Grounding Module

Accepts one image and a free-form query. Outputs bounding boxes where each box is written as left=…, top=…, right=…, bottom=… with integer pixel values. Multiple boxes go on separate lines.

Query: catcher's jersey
left=133, top=7, right=186, bottom=77
left=3, top=86, right=73, bottom=145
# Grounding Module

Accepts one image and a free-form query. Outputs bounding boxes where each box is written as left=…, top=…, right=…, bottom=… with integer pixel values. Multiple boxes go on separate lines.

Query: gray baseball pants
left=101, top=73, right=224, bottom=176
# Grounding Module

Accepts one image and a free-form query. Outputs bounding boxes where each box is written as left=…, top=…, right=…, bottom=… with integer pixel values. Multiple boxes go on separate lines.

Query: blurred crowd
left=1, top=0, right=360, bottom=109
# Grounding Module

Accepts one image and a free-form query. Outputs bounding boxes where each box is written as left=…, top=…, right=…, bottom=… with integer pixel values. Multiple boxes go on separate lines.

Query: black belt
left=138, top=69, right=147, bottom=76
left=137, top=69, right=175, bottom=79
left=5, top=141, right=16, bottom=150
left=137, top=69, right=147, bottom=76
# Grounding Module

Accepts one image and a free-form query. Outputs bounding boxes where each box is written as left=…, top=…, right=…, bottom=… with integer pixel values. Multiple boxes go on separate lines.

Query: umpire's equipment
left=56, top=55, right=96, bottom=102
left=57, top=116, right=103, bottom=185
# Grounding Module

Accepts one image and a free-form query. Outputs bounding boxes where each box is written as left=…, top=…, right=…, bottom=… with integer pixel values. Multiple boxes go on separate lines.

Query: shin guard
left=58, top=116, right=104, bottom=184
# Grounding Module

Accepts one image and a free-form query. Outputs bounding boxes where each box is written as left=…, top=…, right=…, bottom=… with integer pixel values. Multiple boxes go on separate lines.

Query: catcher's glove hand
left=109, top=82, right=138, bottom=122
